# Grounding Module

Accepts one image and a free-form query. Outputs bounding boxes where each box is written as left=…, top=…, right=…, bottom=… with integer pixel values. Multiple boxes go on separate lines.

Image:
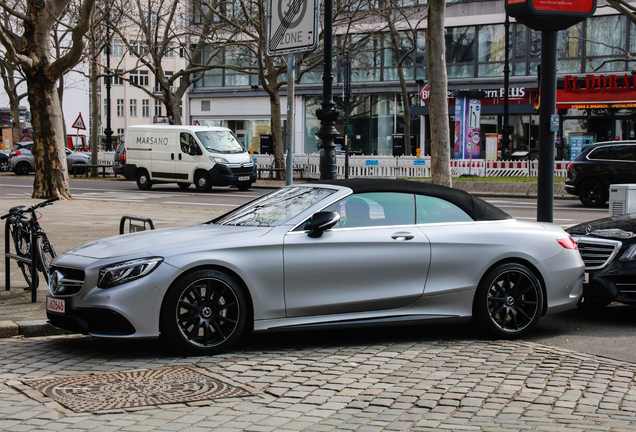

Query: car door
left=283, top=192, right=431, bottom=318
left=150, top=131, right=177, bottom=180
left=176, top=132, right=200, bottom=181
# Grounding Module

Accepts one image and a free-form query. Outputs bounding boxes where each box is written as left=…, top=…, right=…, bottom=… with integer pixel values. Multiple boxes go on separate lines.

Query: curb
left=0, top=319, right=75, bottom=339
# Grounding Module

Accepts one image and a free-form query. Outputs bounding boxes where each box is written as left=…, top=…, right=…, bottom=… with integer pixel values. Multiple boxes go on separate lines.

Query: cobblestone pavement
left=1, top=330, right=636, bottom=431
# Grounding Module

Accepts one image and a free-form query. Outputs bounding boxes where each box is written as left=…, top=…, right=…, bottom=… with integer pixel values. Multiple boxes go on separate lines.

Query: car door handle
left=178, top=154, right=182, bottom=160
left=391, top=232, right=414, bottom=241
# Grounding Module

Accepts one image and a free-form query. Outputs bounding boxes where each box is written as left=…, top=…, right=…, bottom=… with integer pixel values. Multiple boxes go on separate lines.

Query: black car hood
left=566, top=213, right=636, bottom=241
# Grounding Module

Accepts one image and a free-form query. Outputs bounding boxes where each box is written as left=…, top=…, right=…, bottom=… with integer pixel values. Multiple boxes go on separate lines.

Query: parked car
left=9, top=142, right=90, bottom=175
left=113, top=142, right=129, bottom=178
left=565, top=141, right=636, bottom=207
left=566, top=213, right=636, bottom=308
left=46, top=179, right=584, bottom=355
left=0, top=151, right=9, bottom=172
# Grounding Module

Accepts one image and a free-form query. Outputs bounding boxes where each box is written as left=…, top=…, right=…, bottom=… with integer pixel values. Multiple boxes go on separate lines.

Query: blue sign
left=366, top=160, right=379, bottom=166
left=414, top=160, right=426, bottom=166
left=550, top=115, right=559, bottom=132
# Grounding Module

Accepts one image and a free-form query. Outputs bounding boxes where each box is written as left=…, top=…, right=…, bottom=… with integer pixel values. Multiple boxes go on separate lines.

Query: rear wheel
left=14, top=162, right=31, bottom=175
left=161, top=269, right=247, bottom=355
left=72, top=163, right=87, bottom=176
left=474, top=263, right=543, bottom=339
left=177, top=182, right=191, bottom=190
left=136, top=169, right=153, bottom=190
left=194, top=172, right=212, bottom=192
left=0, top=159, right=9, bottom=172
left=578, top=178, right=607, bottom=208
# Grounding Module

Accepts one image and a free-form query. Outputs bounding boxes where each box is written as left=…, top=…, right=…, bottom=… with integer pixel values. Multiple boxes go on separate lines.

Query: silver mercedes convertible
left=46, top=179, right=584, bottom=355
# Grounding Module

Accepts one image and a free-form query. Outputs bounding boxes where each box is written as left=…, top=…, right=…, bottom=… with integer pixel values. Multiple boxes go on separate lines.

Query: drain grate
left=23, top=366, right=254, bottom=413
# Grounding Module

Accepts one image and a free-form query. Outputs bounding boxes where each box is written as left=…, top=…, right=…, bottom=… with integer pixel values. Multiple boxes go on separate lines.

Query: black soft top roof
left=316, top=179, right=511, bottom=221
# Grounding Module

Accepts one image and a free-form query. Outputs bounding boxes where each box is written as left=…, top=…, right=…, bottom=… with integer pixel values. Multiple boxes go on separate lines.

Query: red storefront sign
left=531, top=0, right=595, bottom=14
left=557, top=74, right=636, bottom=109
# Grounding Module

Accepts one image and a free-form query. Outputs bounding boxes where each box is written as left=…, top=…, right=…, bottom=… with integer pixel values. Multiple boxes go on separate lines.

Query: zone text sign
left=507, top=0, right=596, bottom=31
left=267, top=0, right=319, bottom=56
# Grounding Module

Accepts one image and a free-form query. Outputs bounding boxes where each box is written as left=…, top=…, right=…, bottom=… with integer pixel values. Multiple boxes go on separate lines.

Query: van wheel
left=136, top=169, right=153, bottom=190
left=177, top=183, right=191, bottom=190
left=195, top=172, right=212, bottom=192
left=237, top=183, right=251, bottom=191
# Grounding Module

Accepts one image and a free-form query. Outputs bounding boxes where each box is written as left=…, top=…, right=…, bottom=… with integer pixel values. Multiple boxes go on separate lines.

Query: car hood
left=65, top=224, right=271, bottom=259
left=566, top=213, right=636, bottom=242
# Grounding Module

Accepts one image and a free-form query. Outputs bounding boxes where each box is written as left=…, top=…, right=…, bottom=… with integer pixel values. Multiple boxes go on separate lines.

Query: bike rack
left=119, top=215, right=155, bottom=235
left=4, top=217, right=39, bottom=303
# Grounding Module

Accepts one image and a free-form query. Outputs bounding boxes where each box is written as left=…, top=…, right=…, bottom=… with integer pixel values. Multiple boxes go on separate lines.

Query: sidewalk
left=0, top=177, right=574, bottom=339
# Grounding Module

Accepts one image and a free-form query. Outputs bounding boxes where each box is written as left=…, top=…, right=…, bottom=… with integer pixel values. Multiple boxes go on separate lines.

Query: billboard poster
left=467, top=99, right=481, bottom=159
left=454, top=102, right=462, bottom=158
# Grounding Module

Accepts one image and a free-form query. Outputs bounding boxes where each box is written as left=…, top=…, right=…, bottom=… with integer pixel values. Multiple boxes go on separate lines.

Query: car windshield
left=195, top=130, right=245, bottom=154
left=215, top=187, right=336, bottom=227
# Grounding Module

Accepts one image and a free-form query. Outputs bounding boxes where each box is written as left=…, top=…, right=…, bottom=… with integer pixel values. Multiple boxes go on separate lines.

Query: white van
left=124, top=125, right=256, bottom=191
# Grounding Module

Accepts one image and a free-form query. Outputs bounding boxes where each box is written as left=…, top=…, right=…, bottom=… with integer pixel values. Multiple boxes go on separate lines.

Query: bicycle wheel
left=9, top=221, right=33, bottom=287
left=36, top=234, right=56, bottom=283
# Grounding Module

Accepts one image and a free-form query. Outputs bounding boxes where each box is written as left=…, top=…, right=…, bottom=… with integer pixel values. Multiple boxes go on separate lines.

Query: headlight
left=210, top=156, right=229, bottom=164
left=98, top=257, right=163, bottom=288
left=619, top=244, right=636, bottom=261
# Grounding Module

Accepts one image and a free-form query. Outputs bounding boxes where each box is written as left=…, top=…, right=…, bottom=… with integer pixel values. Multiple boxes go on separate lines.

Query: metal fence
left=252, top=155, right=569, bottom=179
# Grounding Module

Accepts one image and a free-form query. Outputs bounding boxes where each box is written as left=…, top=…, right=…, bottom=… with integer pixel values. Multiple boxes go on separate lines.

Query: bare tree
left=0, top=59, right=27, bottom=145
left=426, top=0, right=450, bottom=186
left=607, top=0, right=636, bottom=25
left=0, top=0, right=96, bottom=199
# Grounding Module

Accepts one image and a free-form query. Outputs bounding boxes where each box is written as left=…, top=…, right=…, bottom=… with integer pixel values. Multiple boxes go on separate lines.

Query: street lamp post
left=315, top=0, right=339, bottom=180
left=501, top=13, right=512, bottom=161
left=104, top=21, right=113, bottom=152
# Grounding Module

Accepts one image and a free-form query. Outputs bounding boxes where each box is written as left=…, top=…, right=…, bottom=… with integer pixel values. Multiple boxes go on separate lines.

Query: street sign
left=72, top=113, right=86, bottom=130
left=22, top=129, right=29, bottom=135
left=266, top=0, right=319, bottom=56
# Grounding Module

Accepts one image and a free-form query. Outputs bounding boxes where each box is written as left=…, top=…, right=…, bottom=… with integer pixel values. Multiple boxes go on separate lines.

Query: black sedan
left=567, top=214, right=636, bottom=308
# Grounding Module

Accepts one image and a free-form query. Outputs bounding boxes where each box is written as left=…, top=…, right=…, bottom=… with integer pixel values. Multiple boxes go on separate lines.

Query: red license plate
left=46, top=297, right=65, bottom=314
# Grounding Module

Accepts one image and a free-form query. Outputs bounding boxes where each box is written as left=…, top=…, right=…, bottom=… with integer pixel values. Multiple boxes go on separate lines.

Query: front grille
left=574, top=237, right=622, bottom=270
left=230, top=166, right=254, bottom=175
left=49, top=266, right=85, bottom=296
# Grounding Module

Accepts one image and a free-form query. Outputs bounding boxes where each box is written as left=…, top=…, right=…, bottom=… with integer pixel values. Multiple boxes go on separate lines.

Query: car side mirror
left=188, top=144, right=201, bottom=156
left=307, top=211, right=340, bottom=238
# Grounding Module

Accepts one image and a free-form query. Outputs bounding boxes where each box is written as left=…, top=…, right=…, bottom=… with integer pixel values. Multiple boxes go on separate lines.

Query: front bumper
left=584, top=260, right=636, bottom=304
left=210, top=164, right=257, bottom=186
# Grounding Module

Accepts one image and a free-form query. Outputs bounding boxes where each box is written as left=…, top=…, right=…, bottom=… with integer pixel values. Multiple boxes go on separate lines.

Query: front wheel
left=194, top=172, right=212, bottom=192
left=237, top=183, right=252, bottom=191
left=473, top=263, right=543, bottom=339
left=9, top=222, right=33, bottom=287
left=177, top=182, right=191, bottom=190
left=161, top=269, right=247, bottom=355
left=36, top=235, right=56, bottom=283
left=578, top=178, right=607, bottom=208
left=136, top=169, right=153, bottom=190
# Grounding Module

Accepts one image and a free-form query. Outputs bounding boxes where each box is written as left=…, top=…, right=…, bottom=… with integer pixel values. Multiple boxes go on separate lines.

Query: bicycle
left=2, top=197, right=58, bottom=287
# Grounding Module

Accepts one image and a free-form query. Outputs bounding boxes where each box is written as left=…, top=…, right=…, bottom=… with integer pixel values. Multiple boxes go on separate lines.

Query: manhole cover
left=22, top=366, right=254, bottom=413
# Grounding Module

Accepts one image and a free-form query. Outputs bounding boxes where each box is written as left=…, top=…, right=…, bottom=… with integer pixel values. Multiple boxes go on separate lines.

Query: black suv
left=565, top=141, right=636, bottom=207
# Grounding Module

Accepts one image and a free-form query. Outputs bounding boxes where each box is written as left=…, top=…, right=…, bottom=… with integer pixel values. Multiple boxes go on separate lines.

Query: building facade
left=187, top=0, right=636, bottom=159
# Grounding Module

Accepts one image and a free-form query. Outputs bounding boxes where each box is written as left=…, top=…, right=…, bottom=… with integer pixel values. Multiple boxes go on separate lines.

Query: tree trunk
left=26, top=72, right=71, bottom=199
left=164, top=92, right=183, bottom=125
left=427, top=0, right=451, bottom=187
left=270, top=90, right=283, bottom=157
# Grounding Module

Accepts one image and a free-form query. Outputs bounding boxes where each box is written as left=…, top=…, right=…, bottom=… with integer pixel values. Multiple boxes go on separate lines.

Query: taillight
left=11, top=151, right=21, bottom=157
left=557, top=237, right=578, bottom=250
left=566, top=163, right=573, bottom=171
left=119, top=148, right=126, bottom=162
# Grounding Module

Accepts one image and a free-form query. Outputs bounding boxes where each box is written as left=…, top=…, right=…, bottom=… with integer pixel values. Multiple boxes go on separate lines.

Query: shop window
left=586, top=15, right=627, bottom=72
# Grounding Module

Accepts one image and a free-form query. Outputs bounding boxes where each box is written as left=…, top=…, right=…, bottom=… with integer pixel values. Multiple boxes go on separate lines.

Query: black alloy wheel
left=161, top=269, right=246, bottom=355
left=0, top=159, right=9, bottom=172
left=578, top=178, right=608, bottom=208
left=474, top=263, right=543, bottom=338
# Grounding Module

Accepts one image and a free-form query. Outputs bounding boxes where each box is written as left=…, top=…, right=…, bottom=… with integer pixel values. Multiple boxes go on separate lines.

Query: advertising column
left=453, top=90, right=485, bottom=159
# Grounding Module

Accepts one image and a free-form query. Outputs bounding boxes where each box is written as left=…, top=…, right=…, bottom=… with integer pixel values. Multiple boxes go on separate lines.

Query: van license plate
left=46, top=297, right=65, bottom=314
left=238, top=176, right=250, bottom=181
